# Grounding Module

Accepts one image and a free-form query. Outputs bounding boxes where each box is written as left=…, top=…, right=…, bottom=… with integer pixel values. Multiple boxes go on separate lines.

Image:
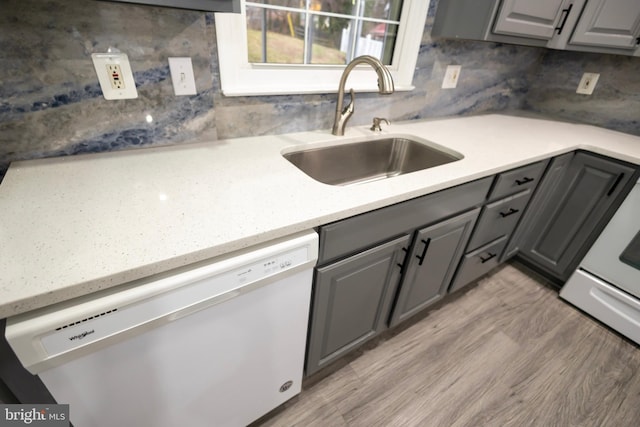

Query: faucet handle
left=371, top=117, right=390, bottom=132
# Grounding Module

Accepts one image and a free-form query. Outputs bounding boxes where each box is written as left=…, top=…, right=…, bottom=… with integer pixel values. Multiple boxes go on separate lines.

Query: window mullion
left=347, top=0, right=361, bottom=62
left=304, top=0, right=311, bottom=65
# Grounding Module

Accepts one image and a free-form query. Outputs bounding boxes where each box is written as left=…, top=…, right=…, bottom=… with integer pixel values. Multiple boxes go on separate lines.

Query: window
left=215, top=0, right=430, bottom=96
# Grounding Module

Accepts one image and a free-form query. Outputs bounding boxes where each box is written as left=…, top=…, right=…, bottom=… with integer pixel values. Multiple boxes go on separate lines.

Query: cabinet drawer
left=467, top=190, right=532, bottom=251
left=449, top=236, right=508, bottom=293
left=490, top=160, right=548, bottom=200
left=317, top=177, right=492, bottom=265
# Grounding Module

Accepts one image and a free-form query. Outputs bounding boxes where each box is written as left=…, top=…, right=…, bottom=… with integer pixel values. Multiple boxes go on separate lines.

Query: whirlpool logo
left=68, top=329, right=95, bottom=341
left=1, top=405, right=69, bottom=426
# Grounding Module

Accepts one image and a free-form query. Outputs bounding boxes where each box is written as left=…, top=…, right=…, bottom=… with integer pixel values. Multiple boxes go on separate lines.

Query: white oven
left=561, top=178, right=640, bottom=344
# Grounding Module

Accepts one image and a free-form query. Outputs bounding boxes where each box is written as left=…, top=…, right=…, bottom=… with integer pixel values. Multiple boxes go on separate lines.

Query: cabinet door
left=518, top=152, right=636, bottom=281
left=503, top=153, right=573, bottom=261
left=570, top=0, right=640, bottom=49
left=493, top=0, right=573, bottom=40
left=389, top=208, right=480, bottom=327
left=306, top=234, right=410, bottom=375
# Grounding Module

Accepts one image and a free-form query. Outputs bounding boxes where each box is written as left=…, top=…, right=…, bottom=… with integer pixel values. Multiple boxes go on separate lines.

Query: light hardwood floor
left=255, top=263, right=640, bottom=427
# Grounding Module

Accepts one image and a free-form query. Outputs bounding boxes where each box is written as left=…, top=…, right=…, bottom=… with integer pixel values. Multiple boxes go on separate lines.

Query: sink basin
left=283, top=136, right=463, bottom=186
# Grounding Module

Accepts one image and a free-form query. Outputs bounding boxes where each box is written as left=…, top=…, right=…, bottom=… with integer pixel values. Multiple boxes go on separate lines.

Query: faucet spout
left=332, top=55, right=394, bottom=136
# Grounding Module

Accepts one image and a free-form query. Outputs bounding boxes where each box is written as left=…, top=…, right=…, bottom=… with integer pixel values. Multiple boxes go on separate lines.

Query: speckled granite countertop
left=1, top=114, right=639, bottom=318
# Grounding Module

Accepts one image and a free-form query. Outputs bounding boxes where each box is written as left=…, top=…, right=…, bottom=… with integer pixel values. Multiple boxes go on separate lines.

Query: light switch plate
left=168, top=57, right=197, bottom=96
left=91, top=53, right=138, bottom=100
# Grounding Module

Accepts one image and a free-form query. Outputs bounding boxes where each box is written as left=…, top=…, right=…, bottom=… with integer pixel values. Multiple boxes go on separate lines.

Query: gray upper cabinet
left=493, top=0, right=572, bottom=40
left=569, top=0, right=640, bottom=49
left=433, top=0, right=639, bottom=56
left=389, top=209, right=480, bottom=327
left=103, top=0, right=241, bottom=13
left=515, top=151, right=637, bottom=282
left=306, top=235, right=410, bottom=376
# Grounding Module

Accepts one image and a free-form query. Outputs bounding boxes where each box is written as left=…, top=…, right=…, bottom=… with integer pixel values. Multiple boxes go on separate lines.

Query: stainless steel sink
left=283, top=136, right=463, bottom=186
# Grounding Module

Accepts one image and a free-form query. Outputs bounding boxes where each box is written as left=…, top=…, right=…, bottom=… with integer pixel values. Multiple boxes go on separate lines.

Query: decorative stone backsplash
left=0, top=0, right=638, bottom=182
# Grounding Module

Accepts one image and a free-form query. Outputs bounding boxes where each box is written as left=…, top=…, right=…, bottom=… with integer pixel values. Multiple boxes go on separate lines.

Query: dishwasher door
left=6, top=231, right=318, bottom=427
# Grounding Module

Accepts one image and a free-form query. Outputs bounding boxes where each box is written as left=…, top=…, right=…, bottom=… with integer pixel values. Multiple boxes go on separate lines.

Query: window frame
left=214, top=0, right=430, bottom=96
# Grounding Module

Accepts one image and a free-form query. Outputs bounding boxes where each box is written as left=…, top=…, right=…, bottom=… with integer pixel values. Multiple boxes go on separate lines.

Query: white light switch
left=168, top=57, right=197, bottom=96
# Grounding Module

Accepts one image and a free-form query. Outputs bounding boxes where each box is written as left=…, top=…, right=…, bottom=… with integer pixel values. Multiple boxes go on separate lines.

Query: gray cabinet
left=503, top=153, right=573, bottom=261
left=389, top=209, right=480, bottom=327
left=104, top=0, right=241, bottom=13
left=569, top=0, right=640, bottom=50
left=448, top=160, right=548, bottom=292
left=450, top=236, right=509, bottom=293
left=466, top=190, right=531, bottom=250
left=513, top=151, right=637, bottom=282
left=306, top=235, right=410, bottom=376
left=306, top=178, right=492, bottom=375
left=433, top=0, right=639, bottom=56
left=493, top=0, right=572, bottom=40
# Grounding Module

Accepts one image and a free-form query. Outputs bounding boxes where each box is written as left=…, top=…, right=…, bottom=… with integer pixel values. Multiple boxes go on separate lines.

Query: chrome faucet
left=331, top=55, right=394, bottom=136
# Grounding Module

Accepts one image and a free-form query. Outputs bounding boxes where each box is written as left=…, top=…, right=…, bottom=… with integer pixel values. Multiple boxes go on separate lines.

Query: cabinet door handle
left=480, top=252, right=497, bottom=264
left=499, top=208, right=520, bottom=218
left=555, top=4, right=573, bottom=35
left=397, top=247, right=409, bottom=269
left=606, top=173, right=625, bottom=197
left=415, top=238, right=431, bottom=266
left=515, top=177, right=534, bottom=185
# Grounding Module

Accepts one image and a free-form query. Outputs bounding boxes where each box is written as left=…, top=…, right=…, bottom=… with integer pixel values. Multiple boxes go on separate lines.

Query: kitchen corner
left=2, top=0, right=640, bottom=425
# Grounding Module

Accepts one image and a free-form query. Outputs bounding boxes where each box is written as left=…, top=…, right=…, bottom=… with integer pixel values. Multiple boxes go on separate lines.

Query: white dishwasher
left=6, top=230, right=318, bottom=427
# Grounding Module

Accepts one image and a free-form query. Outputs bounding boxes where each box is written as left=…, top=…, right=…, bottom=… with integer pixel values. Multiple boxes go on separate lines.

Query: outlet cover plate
left=91, top=53, right=138, bottom=100
left=576, top=72, right=600, bottom=95
left=168, top=57, right=197, bottom=96
left=442, top=65, right=461, bottom=89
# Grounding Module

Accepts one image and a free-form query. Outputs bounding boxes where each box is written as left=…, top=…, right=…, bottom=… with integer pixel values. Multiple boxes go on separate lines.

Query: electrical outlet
left=168, top=57, right=197, bottom=96
left=442, top=65, right=461, bottom=89
left=107, top=64, right=125, bottom=90
left=576, top=72, right=600, bottom=95
left=91, top=53, right=138, bottom=100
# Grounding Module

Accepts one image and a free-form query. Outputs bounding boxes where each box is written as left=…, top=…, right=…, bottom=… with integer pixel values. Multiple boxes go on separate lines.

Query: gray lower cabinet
left=450, top=235, right=509, bottom=293
left=513, top=151, right=637, bottom=282
left=389, top=208, right=480, bottom=327
left=306, top=234, right=410, bottom=376
left=447, top=160, right=548, bottom=293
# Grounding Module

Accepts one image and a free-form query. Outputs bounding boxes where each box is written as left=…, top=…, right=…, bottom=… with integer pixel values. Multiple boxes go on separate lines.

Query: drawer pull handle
left=416, top=238, right=431, bottom=266
left=480, top=253, right=497, bottom=264
left=515, top=177, right=534, bottom=185
left=499, top=208, right=520, bottom=218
